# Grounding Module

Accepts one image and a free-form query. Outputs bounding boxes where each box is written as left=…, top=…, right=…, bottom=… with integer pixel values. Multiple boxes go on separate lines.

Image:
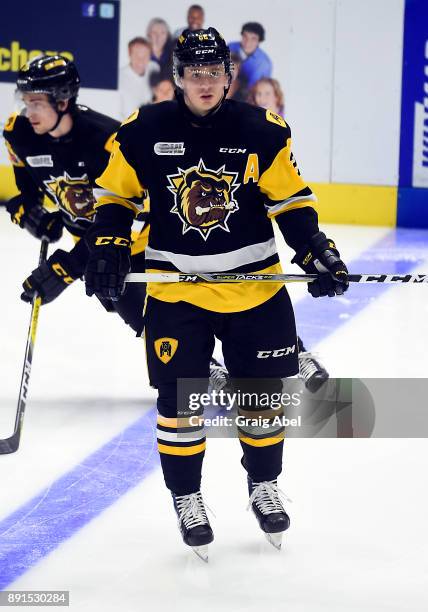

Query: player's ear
left=57, top=100, right=69, bottom=112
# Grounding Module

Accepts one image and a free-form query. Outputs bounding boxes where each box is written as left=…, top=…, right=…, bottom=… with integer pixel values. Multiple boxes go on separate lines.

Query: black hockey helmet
left=173, top=27, right=232, bottom=85
left=16, top=54, right=80, bottom=103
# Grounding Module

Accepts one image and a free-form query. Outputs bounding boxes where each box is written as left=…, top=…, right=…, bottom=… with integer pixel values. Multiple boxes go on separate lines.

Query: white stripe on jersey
left=146, top=238, right=277, bottom=272
left=265, top=193, right=317, bottom=216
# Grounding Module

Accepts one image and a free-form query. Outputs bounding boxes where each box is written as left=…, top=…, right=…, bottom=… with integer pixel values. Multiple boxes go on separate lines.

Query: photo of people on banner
left=118, top=4, right=282, bottom=120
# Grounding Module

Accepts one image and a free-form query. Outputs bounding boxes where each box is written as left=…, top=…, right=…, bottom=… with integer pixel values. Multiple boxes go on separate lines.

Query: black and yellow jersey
left=95, top=99, right=317, bottom=312
left=3, top=105, right=120, bottom=238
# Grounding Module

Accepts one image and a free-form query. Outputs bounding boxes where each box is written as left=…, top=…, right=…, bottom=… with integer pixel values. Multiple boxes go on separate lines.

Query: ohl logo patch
left=43, top=172, right=96, bottom=221
left=154, top=338, right=179, bottom=364
left=167, top=159, right=240, bottom=240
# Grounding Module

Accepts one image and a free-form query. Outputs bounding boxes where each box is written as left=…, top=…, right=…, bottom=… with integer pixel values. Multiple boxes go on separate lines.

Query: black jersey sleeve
left=10, top=164, right=42, bottom=207
left=3, top=113, right=42, bottom=207
left=274, top=206, right=319, bottom=251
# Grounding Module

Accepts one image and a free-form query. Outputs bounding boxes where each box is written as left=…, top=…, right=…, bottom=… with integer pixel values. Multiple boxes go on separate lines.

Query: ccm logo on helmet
left=257, top=345, right=296, bottom=359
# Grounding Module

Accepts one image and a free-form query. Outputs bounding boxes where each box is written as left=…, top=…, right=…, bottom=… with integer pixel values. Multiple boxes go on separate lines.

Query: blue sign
left=398, top=0, right=428, bottom=227
left=0, top=0, right=120, bottom=89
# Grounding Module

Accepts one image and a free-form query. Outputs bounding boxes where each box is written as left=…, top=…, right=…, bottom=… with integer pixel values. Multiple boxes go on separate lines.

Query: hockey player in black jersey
left=84, top=29, right=349, bottom=560
left=3, top=54, right=148, bottom=333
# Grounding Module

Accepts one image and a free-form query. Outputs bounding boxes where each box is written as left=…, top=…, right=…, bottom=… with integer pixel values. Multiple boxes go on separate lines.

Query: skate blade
left=192, top=545, right=209, bottom=562
left=265, top=532, right=283, bottom=550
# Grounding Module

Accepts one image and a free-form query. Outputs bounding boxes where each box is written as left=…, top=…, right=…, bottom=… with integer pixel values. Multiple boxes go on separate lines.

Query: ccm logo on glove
left=95, top=236, right=130, bottom=247
left=51, top=262, right=74, bottom=284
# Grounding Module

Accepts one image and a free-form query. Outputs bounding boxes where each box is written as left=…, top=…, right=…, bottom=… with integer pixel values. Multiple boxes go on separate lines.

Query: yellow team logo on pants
left=154, top=338, right=178, bottom=364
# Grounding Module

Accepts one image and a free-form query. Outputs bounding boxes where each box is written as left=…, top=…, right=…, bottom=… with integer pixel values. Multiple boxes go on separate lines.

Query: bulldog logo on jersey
left=167, top=159, right=240, bottom=240
left=43, top=172, right=96, bottom=221
left=154, top=338, right=179, bottom=364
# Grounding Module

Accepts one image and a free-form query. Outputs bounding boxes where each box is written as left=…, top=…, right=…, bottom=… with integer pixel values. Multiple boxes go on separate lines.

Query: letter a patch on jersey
left=154, top=338, right=178, bottom=364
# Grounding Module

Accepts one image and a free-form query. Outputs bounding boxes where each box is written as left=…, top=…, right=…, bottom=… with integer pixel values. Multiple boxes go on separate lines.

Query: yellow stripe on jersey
left=130, top=223, right=150, bottom=256
left=95, top=139, right=145, bottom=213
left=96, top=194, right=137, bottom=212
left=157, top=442, right=206, bottom=456
left=146, top=262, right=284, bottom=313
left=259, top=138, right=309, bottom=202
left=104, top=132, right=117, bottom=153
left=5, top=140, right=25, bottom=167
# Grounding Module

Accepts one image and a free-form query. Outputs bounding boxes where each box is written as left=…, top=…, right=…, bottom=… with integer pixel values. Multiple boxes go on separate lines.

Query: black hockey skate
left=298, top=338, right=329, bottom=393
left=172, top=491, right=214, bottom=562
left=247, top=477, right=290, bottom=550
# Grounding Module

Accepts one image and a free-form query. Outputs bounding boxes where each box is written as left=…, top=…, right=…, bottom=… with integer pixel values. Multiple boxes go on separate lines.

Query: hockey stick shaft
left=0, top=239, right=48, bottom=455
left=124, top=272, right=428, bottom=284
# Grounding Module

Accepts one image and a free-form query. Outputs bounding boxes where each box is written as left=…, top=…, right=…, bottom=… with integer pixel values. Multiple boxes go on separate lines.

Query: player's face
left=254, top=82, right=279, bottom=113
left=129, top=43, right=150, bottom=75
left=22, top=93, right=62, bottom=134
left=182, top=64, right=229, bottom=116
left=153, top=80, right=175, bottom=103
left=187, top=8, right=204, bottom=30
left=241, top=31, right=260, bottom=55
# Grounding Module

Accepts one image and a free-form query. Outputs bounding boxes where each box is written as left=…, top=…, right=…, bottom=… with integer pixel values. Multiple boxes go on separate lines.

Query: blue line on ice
left=0, top=409, right=158, bottom=589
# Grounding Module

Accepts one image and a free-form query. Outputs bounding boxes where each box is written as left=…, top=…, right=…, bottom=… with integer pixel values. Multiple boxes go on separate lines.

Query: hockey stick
left=124, top=272, right=428, bottom=284
left=0, top=239, right=48, bottom=454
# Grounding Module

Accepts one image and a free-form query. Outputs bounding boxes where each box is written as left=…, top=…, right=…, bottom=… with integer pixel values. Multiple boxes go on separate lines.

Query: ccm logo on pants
left=257, top=345, right=296, bottom=359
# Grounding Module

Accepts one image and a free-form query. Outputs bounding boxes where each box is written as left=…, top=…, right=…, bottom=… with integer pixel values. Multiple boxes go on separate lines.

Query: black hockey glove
left=21, top=249, right=84, bottom=304
left=292, top=231, right=349, bottom=298
left=85, top=235, right=131, bottom=301
left=7, top=196, right=63, bottom=243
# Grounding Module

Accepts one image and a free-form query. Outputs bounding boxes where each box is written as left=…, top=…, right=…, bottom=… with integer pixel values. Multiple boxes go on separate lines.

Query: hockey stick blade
left=0, top=432, right=20, bottom=454
left=124, top=272, right=428, bottom=284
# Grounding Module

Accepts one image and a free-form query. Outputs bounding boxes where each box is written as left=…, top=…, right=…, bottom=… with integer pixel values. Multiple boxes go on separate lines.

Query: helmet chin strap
left=48, top=108, right=66, bottom=133
left=48, top=97, right=73, bottom=134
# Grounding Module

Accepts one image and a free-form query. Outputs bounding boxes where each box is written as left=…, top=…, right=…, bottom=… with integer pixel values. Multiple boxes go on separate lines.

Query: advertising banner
left=398, top=0, right=428, bottom=226
left=0, top=0, right=120, bottom=89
